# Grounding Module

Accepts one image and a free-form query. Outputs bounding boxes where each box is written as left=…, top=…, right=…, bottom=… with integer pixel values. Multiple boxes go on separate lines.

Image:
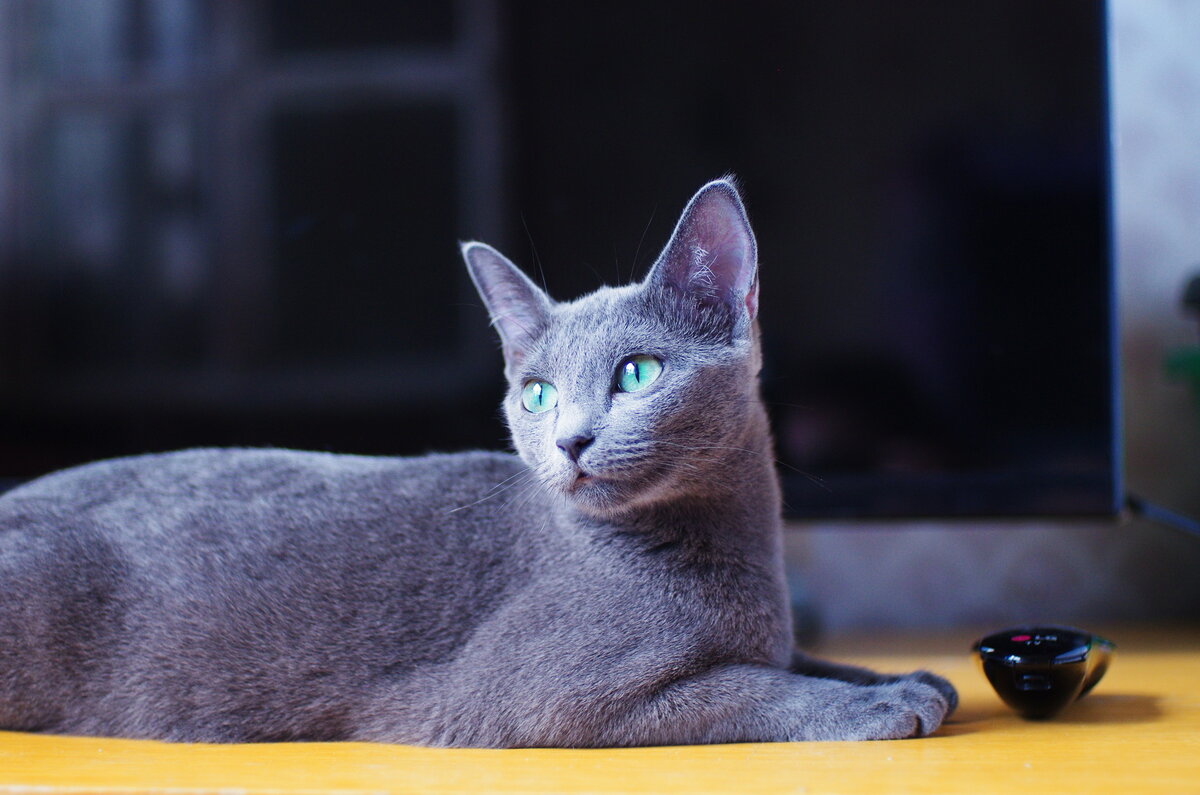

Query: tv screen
left=504, top=0, right=1118, bottom=517
left=0, top=0, right=1118, bottom=517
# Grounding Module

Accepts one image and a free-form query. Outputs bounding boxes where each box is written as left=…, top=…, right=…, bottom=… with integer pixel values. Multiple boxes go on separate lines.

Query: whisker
left=446, top=468, right=534, bottom=514
left=506, top=473, right=546, bottom=515
left=631, top=203, right=658, bottom=280
left=520, top=211, right=550, bottom=295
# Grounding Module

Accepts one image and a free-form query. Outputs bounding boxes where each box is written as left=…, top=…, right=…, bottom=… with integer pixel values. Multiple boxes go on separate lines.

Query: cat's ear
left=461, top=241, right=554, bottom=368
left=644, top=178, right=759, bottom=334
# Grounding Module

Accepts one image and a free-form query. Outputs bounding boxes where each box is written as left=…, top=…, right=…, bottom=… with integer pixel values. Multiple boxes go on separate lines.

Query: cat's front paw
left=899, top=670, right=958, bottom=715
left=832, top=679, right=952, bottom=740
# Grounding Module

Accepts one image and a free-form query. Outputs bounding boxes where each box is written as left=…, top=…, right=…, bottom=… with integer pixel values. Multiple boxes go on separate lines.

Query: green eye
left=616, top=355, right=663, bottom=393
left=521, top=380, right=558, bottom=413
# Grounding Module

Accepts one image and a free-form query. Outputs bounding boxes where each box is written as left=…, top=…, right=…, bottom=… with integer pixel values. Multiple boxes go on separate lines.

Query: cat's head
left=462, top=179, right=764, bottom=517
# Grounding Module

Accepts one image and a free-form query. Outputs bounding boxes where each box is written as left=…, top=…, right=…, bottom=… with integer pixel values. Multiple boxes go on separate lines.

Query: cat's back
left=0, top=447, right=535, bottom=557
left=4, top=446, right=524, bottom=508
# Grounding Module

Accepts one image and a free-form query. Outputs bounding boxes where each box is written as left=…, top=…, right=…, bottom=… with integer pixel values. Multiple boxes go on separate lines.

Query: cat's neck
left=566, top=400, right=782, bottom=552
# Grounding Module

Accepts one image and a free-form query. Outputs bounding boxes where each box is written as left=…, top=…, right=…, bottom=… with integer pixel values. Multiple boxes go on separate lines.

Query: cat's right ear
left=643, top=178, right=759, bottom=339
left=461, top=241, right=553, bottom=369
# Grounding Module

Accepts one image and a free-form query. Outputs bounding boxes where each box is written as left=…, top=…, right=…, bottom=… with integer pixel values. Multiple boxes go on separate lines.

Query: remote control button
left=1018, top=673, right=1052, bottom=691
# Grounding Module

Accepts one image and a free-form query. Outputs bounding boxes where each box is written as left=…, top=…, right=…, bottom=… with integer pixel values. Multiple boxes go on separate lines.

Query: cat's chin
left=542, top=469, right=617, bottom=515
left=531, top=456, right=678, bottom=516
left=557, top=470, right=671, bottom=518
left=562, top=472, right=612, bottom=504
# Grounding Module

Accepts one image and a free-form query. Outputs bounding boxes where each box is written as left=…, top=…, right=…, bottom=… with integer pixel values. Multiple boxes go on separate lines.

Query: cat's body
left=0, top=180, right=955, bottom=746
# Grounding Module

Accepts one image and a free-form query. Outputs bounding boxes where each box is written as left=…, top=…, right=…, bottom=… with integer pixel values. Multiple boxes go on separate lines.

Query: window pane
left=145, top=0, right=208, bottom=77
left=29, top=108, right=208, bottom=368
left=38, top=111, right=127, bottom=269
left=36, top=0, right=131, bottom=81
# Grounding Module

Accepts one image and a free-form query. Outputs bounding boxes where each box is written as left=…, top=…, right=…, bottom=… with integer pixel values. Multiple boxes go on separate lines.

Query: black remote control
left=972, top=626, right=1115, bottom=719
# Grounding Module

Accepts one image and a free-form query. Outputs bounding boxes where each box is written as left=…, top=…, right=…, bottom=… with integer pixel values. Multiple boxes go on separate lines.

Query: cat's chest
left=529, top=532, right=788, bottom=661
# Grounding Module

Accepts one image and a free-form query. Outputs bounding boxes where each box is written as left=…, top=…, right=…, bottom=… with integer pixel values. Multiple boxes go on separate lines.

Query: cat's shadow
left=944, top=692, right=1161, bottom=734
left=1052, top=692, right=1162, bottom=724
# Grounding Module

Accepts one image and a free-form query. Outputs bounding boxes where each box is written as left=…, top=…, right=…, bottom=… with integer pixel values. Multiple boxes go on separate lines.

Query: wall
left=786, top=0, right=1200, bottom=634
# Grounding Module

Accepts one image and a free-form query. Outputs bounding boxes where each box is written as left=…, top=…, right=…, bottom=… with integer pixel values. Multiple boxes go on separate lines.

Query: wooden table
left=2, top=625, right=1198, bottom=794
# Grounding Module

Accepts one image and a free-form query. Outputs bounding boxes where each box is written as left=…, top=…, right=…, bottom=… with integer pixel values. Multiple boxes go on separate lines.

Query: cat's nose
left=556, top=434, right=594, bottom=463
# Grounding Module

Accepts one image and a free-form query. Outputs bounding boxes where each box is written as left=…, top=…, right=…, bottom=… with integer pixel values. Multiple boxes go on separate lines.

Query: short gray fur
left=0, top=179, right=956, bottom=746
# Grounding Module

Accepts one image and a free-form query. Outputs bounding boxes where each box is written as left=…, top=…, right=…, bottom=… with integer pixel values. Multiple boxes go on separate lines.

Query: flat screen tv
left=0, top=0, right=1118, bottom=518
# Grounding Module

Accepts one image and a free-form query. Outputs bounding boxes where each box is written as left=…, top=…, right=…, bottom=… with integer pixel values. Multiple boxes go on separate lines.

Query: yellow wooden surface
left=2, top=626, right=1198, bottom=794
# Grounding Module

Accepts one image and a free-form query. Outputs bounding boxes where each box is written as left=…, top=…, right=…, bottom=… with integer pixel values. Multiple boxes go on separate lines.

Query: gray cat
left=0, top=179, right=955, bottom=746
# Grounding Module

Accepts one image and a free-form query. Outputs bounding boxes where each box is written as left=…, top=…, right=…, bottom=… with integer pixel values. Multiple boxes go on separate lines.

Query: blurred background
left=0, top=0, right=1197, bottom=630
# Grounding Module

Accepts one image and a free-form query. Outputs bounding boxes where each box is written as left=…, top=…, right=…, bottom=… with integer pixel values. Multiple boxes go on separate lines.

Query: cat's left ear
left=644, top=178, right=759, bottom=336
left=461, top=241, right=554, bottom=369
